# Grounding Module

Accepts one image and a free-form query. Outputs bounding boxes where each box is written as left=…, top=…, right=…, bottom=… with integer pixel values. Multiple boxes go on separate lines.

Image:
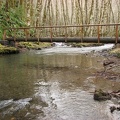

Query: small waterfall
left=53, top=42, right=67, bottom=47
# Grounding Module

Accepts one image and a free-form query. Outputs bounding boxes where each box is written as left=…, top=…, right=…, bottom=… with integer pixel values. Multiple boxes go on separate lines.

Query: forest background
left=0, top=0, right=120, bottom=39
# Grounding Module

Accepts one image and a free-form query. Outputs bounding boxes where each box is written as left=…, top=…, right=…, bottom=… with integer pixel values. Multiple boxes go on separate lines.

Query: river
left=0, top=44, right=119, bottom=120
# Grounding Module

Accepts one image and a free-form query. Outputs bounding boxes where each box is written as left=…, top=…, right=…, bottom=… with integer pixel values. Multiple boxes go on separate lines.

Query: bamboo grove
left=0, top=0, right=120, bottom=39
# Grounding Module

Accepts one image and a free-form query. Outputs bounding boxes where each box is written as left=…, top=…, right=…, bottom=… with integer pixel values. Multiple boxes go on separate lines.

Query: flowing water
left=0, top=44, right=120, bottom=120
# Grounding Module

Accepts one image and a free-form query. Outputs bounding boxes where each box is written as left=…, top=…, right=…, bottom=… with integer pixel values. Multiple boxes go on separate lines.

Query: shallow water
left=0, top=45, right=120, bottom=120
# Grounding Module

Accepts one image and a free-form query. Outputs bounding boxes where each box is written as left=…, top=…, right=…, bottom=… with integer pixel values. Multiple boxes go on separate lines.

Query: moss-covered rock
left=18, top=42, right=52, bottom=50
left=0, top=44, right=19, bottom=54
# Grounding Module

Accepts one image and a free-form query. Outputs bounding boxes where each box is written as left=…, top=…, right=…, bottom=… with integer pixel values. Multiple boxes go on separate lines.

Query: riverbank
left=0, top=44, right=19, bottom=54
left=0, top=42, right=52, bottom=54
left=94, top=44, right=120, bottom=89
left=94, top=45, right=120, bottom=117
left=96, top=46, right=120, bottom=80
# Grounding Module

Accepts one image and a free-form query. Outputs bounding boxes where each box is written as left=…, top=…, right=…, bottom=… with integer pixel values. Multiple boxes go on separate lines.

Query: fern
left=0, top=3, right=27, bottom=39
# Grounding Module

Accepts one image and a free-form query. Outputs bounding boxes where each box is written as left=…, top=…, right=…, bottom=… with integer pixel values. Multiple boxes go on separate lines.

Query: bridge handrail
left=3, top=23, right=120, bottom=43
left=3, top=23, right=120, bottom=30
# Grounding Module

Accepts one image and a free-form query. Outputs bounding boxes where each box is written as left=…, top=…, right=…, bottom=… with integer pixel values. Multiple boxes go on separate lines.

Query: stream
left=0, top=44, right=120, bottom=120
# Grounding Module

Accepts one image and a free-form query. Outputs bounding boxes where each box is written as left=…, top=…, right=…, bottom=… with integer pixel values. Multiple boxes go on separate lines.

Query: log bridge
left=2, top=23, right=120, bottom=43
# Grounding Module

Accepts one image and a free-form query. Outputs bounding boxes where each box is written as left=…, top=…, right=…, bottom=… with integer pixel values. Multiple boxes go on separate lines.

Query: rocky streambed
left=93, top=45, right=120, bottom=118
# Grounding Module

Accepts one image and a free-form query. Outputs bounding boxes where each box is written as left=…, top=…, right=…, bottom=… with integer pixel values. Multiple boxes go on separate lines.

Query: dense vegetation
left=0, top=1, right=27, bottom=39
left=0, top=0, right=120, bottom=39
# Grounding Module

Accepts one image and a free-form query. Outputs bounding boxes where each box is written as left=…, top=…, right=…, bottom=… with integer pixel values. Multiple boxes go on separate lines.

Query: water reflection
left=0, top=54, right=35, bottom=100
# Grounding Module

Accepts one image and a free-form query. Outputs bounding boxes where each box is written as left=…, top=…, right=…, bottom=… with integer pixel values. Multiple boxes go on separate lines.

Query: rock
left=110, top=106, right=120, bottom=113
left=110, top=106, right=116, bottom=113
left=103, top=60, right=114, bottom=67
left=94, top=89, right=111, bottom=101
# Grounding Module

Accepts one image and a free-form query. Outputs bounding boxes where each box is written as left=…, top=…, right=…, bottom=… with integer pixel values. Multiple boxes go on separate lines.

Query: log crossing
left=2, top=23, right=120, bottom=43
left=6, top=37, right=120, bottom=43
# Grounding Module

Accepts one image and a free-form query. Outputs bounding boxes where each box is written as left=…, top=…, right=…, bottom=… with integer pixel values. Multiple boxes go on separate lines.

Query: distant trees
left=0, top=0, right=119, bottom=26
left=0, top=0, right=120, bottom=39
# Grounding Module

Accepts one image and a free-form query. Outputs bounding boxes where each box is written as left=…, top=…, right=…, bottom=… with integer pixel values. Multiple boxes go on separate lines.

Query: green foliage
left=0, top=3, right=27, bottom=39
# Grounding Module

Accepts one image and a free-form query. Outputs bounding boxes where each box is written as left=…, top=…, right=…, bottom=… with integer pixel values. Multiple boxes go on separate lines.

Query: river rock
left=94, top=89, right=111, bottom=101
left=110, top=106, right=120, bottom=113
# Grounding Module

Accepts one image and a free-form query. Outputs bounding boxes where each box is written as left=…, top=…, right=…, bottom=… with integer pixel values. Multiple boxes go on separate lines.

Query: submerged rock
left=0, top=99, right=13, bottom=109
left=94, top=89, right=111, bottom=101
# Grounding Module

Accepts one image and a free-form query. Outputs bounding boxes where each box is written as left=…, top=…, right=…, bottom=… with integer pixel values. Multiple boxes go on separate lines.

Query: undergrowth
left=0, top=3, right=26, bottom=39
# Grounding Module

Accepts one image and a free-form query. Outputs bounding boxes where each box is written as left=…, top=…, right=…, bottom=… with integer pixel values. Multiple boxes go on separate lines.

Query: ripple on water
left=34, top=81, right=113, bottom=120
left=0, top=44, right=117, bottom=120
left=0, top=98, right=32, bottom=119
left=0, top=99, right=13, bottom=109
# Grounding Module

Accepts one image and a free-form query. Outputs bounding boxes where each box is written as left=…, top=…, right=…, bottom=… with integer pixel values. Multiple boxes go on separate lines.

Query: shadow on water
left=0, top=45, right=120, bottom=120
